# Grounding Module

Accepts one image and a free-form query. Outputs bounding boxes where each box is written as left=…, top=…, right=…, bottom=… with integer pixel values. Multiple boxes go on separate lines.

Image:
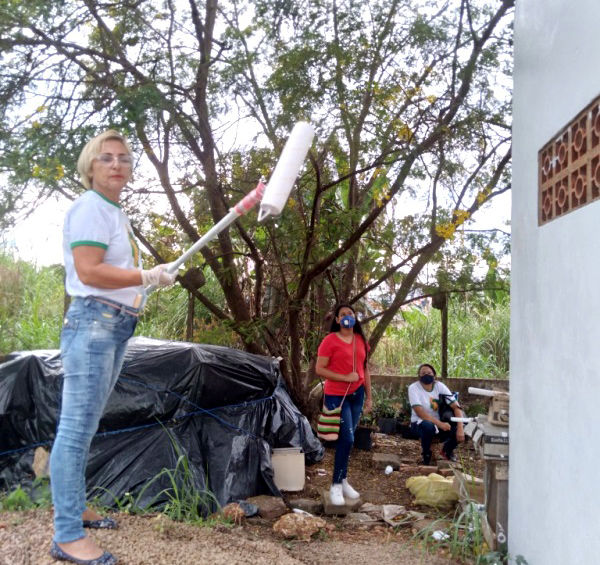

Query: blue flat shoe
left=50, top=541, right=118, bottom=565
left=82, top=516, right=118, bottom=530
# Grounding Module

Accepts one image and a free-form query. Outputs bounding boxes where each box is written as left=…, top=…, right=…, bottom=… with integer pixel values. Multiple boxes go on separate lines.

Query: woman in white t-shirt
left=408, top=363, right=464, bottom=465
left=49, top=131, right=177, bottom=565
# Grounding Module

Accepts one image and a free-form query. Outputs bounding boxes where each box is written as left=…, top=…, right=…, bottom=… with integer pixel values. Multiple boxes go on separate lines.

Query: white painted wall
left=511, top=1, right=600, bottom=563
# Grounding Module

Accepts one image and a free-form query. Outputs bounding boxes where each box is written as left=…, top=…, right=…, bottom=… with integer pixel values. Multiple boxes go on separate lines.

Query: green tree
left=0, top=0, right=513, bottom=408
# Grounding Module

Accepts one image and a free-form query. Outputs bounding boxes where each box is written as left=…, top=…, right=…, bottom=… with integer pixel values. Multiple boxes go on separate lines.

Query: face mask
left=419, top=374, right=434, bottom=385
left=340, top=315, right=356, bottom=328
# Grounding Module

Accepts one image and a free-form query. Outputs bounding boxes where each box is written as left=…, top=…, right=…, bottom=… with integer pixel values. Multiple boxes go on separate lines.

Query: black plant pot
left=377, top=417, right=397, bottom=435
left=398, top=422, right=420, bottom=440
left=353, top=425, right=373, bottom=451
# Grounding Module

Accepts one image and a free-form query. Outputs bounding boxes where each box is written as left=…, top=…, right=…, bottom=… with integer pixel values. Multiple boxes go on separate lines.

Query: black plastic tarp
left=0, top=337, right=323, bottom=510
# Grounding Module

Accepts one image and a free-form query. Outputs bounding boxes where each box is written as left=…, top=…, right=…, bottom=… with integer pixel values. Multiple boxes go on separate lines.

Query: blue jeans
left=50, top=297, right=137, bottom=543
left=324, top=386, right=365, bottom=484
left=410, top=420, right=458, bottom=463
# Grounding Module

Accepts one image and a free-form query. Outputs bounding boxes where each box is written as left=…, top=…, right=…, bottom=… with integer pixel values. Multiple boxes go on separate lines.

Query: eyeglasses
left=95, top=154, right=133, bottom=167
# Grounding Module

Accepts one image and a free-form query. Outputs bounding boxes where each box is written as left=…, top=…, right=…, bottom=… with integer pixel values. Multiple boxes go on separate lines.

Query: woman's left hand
left=363, top=397, right=373, bottom=414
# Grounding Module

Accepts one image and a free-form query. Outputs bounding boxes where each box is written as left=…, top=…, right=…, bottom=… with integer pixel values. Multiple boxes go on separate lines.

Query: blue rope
left=0, top=378, right=279, bottom=459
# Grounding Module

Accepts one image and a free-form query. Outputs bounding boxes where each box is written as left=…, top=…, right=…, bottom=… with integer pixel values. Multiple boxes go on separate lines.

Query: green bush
left=370, top=295, right=510, bottom=379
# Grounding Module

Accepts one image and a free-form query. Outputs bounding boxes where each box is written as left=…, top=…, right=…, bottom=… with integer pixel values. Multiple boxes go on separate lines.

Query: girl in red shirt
left=316, top=304, right=372, bottom=505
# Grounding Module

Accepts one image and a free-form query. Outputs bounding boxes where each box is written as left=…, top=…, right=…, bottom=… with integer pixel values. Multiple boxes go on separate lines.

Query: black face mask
left=419, top=374, right=434, bottom=385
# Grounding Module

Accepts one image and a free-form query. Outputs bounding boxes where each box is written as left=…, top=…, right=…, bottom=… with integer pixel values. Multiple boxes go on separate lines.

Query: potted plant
left=372, top=387, right=405, bottom=435
left=354, top=412, right=376, bottom=451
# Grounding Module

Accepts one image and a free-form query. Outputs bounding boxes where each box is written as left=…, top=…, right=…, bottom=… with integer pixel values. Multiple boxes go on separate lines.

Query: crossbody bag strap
left=339, top=335, right=355, bottom=407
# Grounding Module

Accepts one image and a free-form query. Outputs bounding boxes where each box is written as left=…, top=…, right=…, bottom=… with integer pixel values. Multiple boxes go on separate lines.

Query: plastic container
left=271, top=447, right=305, bottom=491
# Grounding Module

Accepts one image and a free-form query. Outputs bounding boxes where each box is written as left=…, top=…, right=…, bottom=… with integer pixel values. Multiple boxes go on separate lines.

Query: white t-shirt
left=63, top=190, right=144, bottom=308
left=408, top=380, right=456, bottom=424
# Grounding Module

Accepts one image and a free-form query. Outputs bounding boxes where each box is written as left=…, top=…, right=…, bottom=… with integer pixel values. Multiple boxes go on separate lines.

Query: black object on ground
left=0, top=337, right=324, bottom=511
left=353, top=426, right=373, bottom=451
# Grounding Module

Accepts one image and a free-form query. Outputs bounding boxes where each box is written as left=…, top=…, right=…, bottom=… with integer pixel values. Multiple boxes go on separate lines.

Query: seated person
left=408, top=363, right=464, bottom=465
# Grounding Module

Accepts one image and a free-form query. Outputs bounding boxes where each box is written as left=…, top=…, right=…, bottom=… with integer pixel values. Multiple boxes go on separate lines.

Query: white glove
left=141, top=263, right=178, bottom=287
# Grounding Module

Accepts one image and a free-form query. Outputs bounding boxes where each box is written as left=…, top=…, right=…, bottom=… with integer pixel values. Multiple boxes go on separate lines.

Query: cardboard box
left=467, top=416, right=509, bottom=460
left=488, top=392, right=509, bottom=426
left=483, top=434, right=509, bottom=459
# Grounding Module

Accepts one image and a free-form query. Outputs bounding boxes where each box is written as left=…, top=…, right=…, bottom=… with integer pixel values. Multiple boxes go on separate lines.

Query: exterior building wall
left=511, top=1, right=600, bottom=562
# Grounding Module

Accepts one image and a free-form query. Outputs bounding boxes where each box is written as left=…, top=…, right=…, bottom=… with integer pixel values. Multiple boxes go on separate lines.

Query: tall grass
left=0, top=251, right=238, bottom=354
left=370, top=296, right=510, bottom=379
left=0, top=252, right=64, bottom=353
left=0, top=252, right=509, bottom=380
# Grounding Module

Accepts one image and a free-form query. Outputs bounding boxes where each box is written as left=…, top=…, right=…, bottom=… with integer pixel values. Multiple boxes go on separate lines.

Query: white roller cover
left=258, top=122, right=315, bottom=222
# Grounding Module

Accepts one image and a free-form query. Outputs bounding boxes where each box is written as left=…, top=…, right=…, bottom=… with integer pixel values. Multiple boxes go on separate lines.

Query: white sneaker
left=330, top=483, right=345, bottom=505
left=342, top=479, right=360, bottom=500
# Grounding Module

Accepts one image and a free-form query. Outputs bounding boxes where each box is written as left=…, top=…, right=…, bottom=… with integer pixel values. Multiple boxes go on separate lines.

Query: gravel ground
left=0, top=509, right=458, bottom=565
left=1, top=434, right=476, bottom=565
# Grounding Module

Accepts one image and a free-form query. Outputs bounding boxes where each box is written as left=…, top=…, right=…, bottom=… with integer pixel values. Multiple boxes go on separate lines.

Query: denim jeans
left=324, top=385, right=365, bottom=484
left=410, top=420, right=458, bottom=463
left=50, top=297, right=137, bottom=543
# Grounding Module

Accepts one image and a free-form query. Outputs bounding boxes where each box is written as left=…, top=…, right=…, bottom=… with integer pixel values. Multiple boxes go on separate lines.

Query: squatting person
left=409, top=363, right=464, bottom=465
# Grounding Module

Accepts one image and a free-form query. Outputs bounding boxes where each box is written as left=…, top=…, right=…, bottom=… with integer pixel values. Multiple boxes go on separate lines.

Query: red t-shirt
left=317, top=332, right=369, bottom=395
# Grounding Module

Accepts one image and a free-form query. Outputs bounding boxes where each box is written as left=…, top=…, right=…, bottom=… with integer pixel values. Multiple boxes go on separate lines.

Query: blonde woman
left=49, top=131, right=176, bottom=565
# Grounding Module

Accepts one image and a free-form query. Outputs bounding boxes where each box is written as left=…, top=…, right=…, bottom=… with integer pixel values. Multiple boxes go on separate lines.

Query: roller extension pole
left=145, top=182, right=266, bottom=294
left=468, top=387, right=510, bottom=398
left=144, top=120, right=315, bottom=295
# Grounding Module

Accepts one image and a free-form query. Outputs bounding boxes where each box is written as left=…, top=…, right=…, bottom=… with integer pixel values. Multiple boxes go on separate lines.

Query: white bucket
left=271, top=447, right=305, bottom=491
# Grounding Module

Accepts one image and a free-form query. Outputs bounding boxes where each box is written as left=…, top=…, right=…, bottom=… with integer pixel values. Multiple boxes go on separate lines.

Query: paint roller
left=257, top=121, right=315, bottom=222
left=145, top=121, right=315, bottom=295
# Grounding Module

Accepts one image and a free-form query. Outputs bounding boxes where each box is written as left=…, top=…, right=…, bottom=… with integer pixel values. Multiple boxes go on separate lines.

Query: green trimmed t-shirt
left=408, top=380, right=456, bottom=424
left=63, top=190, right=144, bottom=307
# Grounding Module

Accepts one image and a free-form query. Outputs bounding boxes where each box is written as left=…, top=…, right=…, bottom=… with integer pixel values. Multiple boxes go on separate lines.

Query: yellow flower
left=476, top=185, right=492, bottom=204
left=453, top=209, right=470, bottom=226
left=397, top=123, right=413, bottom=141
left=435, top=222, right=456, bottom=239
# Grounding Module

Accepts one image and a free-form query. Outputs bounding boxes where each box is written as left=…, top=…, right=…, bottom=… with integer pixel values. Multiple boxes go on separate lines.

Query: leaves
left=0, top=0, right=514, bottom=405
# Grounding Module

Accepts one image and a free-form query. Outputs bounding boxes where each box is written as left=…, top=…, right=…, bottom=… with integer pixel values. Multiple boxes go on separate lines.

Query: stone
left=411, top=518, right=450, bottom=534
left=355, top=490, right=389, bottom=505
left=32, top=447, right=49, bottom=478
left=272, top=513, right=326, bottom=541
left=287, top=498, right=323, bottom=515
left=321, top=490, right=363, bottom=515
left=358, top=503, right=383, bottom=516
left=417, top=465, right=440, bottom=473
left=222, top=503, right=245, bottom=525
left=343, top=513, right=379, bottom=527
left=246, top=495, right=288, bottom=519
left=438, top=468, right=455, bottom=477
left=371, top=452, right=403, bottom=470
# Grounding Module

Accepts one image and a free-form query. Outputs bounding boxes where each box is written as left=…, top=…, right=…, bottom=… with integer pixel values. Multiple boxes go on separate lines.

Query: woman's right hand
left=142, top=263, right=178, bottom=287
left=346, top=371, right=360, bottom=382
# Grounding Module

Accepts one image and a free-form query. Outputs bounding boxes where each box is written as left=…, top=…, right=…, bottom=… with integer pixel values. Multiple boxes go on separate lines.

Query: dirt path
left=0, top=510, right=456, bottom=565
left=1, top=434, right=479, bottom=565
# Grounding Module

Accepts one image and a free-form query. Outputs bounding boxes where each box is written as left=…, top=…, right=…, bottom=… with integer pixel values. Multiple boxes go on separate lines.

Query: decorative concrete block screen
left=539, top=95, right=600, bottom=225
